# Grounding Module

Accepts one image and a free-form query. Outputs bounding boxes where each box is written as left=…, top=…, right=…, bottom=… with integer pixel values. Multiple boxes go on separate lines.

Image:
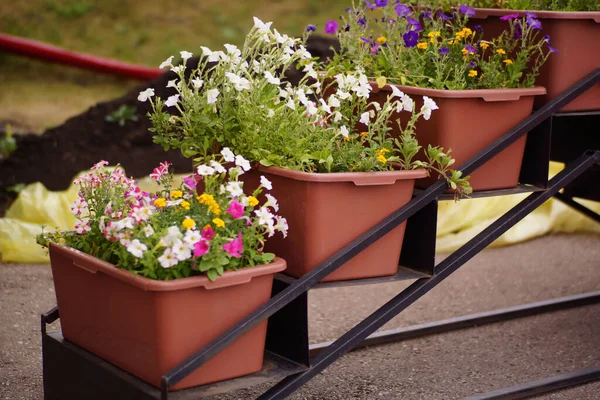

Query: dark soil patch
left=0, top=36, right=338, bottom=216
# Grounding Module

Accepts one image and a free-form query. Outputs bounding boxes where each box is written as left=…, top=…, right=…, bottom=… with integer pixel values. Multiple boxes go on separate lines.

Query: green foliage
left=468, top=0, right=599, bottom=11
left=105, top=105, right=139, bottom=127
left=45, top=0, right=93, bottom=18
left=326, top=2, right=553, bottom=90
left=0, top=125, right=17, bottom=158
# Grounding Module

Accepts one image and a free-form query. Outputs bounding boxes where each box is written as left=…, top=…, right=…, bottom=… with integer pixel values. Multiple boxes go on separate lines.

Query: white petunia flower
left=264, top=193, right=279, bottom=211
left=359, top=111, right=370, bottom=126
left=137, top=88, right=155, bottom=102
left=143, top=225, right=155, bottom=238
left=221, top=147, right=235, bottom=162
left=332, top=111, right=343, bottom=123
left=402, top=95, right=414, bottom=112
left=225, top=72, right=251, bottom=91
left=74, top=219, right=91, bottom=234
left=319, top=99, right=331, bottom=114
left=159, top=56, right=174, bottom=70
left=336, top=90, right=351, bottom=100
left=192, top=78, right=203, bottom=89
left=328, top=95, right=340, bottom=108
left=196, top=165, right=216, bottom=176
left=171, top=65, right=184, bottom=74
left=165, top=94, right=180, bottom=107
left=260, top=175, right=272, bottom=190
left=223, top=44, right=241, bottom=57
left=306, top=101, right=318, bottom=116
left=297, top=45, right=312, bottom=60
left=226, top=181, right=244, bottom=198
left=127, top=239, right=148, bottom=258
left=207, top=89, right=220, bottom=104
left=235, top=155, right=251, bottom=171
left=286, top=98, right=296, bottom=110
left=209, top=160, right=226, bottom=173
left=171, top=239, right=192, bottom=261
left=339, top=125, right=349, bottom=138
left=274, top=216, right=288, bottom=238
left=421, top=96, right=439, bottom=120
left=166, top=79, right=177, bottom=88
left=253, top=17, right=273, bottom=34
left=296, top=89, right=309, bottom=105
left=302, top=62, right=318, bottom=80
left=390, top=85, right=404, bottom=98
left=200, top=46, right=221, bottom=62
left=267, top=109, right=275, bottom=118
left=180, top=51, right=193, bottom=62
left=264, top=71, right=280, bottom=85
left=254, top=206, right=274, bottom=227
left=158, top=248, right=178, bottom=268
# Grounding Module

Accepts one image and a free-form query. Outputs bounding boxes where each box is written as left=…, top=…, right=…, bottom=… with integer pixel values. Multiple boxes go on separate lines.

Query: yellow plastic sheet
left=0, top=164, right=598, bottom=263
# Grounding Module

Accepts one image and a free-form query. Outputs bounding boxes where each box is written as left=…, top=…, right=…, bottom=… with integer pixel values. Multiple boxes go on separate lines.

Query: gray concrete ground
left=1, top=233, right=599, bottom=399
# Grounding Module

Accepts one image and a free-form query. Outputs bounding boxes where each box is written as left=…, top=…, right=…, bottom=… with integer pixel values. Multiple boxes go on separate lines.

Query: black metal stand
left=41, top=69, right=600, bottom=400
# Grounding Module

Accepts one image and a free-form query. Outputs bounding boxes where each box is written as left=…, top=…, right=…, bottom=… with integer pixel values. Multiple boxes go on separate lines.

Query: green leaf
left=207, top=269, right=218, bottom=282
left=261, top=253, right=276, bottom=263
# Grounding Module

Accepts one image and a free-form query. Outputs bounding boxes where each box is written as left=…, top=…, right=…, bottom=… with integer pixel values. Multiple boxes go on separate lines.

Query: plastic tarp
left=1, top=163, right=598, bottom=263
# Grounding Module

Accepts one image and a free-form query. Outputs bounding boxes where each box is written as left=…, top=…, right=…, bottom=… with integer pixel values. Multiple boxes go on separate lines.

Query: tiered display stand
left=41, top=69, right=600, bottom=399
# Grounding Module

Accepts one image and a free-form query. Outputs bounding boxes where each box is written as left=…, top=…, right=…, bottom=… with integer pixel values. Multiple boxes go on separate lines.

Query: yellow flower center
left=154, top=198, right=166, bottom=208
left=343, top=136, right=350, bottom=142
left=496, top=48, right=506, bottom=55
left=170, top=190, right=183, bottom=199
left=503, top=59, right=513, bottom=65
left=376, top=36, right=387, bottom=44
left=247, top=196, right=259, bottom=207
left=468, top=70, right=478, bottom=77
left=212, top=218, right=225, bottom=228
left=182, top=217, right=196, bottom=230
left=417, top=42, right=428, bottom=49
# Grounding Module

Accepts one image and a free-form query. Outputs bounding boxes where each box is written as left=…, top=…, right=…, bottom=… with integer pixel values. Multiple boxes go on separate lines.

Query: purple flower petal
left=306, top=24, right=317, bottom=32
left=358, top=17, right=366, bottom=25
left=500, top=13, right=519, bottom=20
left=407, top=16, right=422, bottom=32
left=395, top=3, right=411, bottom=17
left=403, top=30, right=418, bottom=47
left=465, top=44, right=477, bottom=53
left=439, top=47, right=449, bottom=55
left=325, top=20, right=339, bottom=34
left=364, top=0, right=375, bottom=9
left=459, top=4, right=475, bottom=17
left=437, top=11, right=452, bottom=21
left=375, top=0, right=387, bottom=7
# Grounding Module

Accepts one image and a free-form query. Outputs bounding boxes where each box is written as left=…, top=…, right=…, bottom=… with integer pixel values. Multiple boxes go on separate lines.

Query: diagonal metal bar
left=464, top=365, right=600, bottom=400
left=554, top=192, right=600, bottom=224
left=160, top=69, right=600, bottom=396
left=308, top=290, right=600, bottom=357
left=258, top=151, right=600, bottom=400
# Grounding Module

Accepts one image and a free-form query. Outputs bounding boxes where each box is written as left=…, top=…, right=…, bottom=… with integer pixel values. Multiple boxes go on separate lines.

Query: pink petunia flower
left=222, top=232, right=243, bottom=258
left=226, top=201, right=245, bottom=219
left=201, top=226, right=216, bottom=240
left=193, top=239, right=210, bottom=257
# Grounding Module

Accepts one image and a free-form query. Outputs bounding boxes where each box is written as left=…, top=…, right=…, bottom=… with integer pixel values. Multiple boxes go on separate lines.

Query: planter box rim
left=370, top=82, right=546, bottom=102
left=473, top=8, right=600, bottom=22
left=257, top=165, right=427, bottom=186
left=49, top=243, right=286, bottom=291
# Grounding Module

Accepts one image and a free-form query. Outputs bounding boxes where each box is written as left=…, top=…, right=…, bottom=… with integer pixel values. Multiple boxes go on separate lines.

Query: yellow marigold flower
left=462, top=28, right=472, bottom=36
left=376, top=36, right=387, bottom=44
left=182, top=217, right=196, bottom=230
left=377, top=154, right=388, bottom=163
left=468, top=70, right=478, bottom=77
left=427, top=31, right=440, bottom=43
left=180, top=200, right=190, bottom=210
left=448, top=39, right=455, bottom=45
left=360, top=132, right=369, bottom=138
left=461, top=48, right=468, bottom=55
left=480, top=42, right=489, bottom=49
left=417, top=42, right=428, bottom=49
left=343, top=136, right=350, bottom=142
left=455, top=32, right=464, bottom=40
left=247, top=196, right=259, bottom=207
left=203, top=224, right=212, bottom=230
left=496, top=48, right=506, bottom=55
left=377, top=148, right=390, bottom=156
left=210, top=204, right=221, bottom=215
left=503, top=59, right=513, bottom=65
left=154, top=198, right=167, bottom=208
left=197, top=193, right=215, bottom=205
left=212, top=218, right=225, bottom=228
left=170, top=190, right=183, bottom=199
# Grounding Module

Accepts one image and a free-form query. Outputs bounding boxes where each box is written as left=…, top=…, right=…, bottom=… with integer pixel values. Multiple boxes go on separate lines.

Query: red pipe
left=0, top=33, right=162, bottom=80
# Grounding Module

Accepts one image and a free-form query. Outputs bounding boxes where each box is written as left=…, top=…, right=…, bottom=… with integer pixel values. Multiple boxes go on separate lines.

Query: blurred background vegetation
left=0, top=0, right=348, bottom=133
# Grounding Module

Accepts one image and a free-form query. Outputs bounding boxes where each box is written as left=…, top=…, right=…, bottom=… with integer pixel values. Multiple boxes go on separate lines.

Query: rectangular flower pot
left=471, top=9, right=600, bottom=112
left=251, top=167, right=426, bottom=282
left=369, top=84, right=546, bottom=191
left=48, top=243, right=286, bottom=391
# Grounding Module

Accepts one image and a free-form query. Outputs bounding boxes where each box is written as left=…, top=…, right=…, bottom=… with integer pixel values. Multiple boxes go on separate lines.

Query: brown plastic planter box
left=471, top=9, right=600, bottom=112
left=368, top=83, right=546, bottom=191
left=249, top=166, right=426, bottom=282
left=48, top=243, right=286, bottom=390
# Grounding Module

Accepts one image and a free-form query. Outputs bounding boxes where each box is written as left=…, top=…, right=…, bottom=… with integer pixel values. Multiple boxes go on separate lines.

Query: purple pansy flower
left=370, top=43, right=381, bottom=55
left=358, top=17, right=366, bottom=25
left=439, top=47, right=449, bottom=55
left=420, top=11, right=431, bottom=19
left=375, top=0, right=387, bottom=7
left=407, top=16, right=422, bottom=31
left=526, top=13, right=542, bottom=30
left=459, top=4, right=475, bottom=17
left=325, top=20, right=339, bottom=34
left=395, top=3, right=411, bottom=17
left=437, top=11, right=452, bottom=21
left=500, top=13, right=519, bottom=20
left=465, top=44, right=477, bottom=53
left=306, top=24, right=317, bottom=32
left=473, top=24, right=483, bottom=33
left=403, top=30, right=419, bottom=47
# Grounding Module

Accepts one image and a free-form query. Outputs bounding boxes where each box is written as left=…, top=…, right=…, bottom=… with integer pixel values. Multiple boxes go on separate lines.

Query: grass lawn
left=0, top=0, right=348, bottom=133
